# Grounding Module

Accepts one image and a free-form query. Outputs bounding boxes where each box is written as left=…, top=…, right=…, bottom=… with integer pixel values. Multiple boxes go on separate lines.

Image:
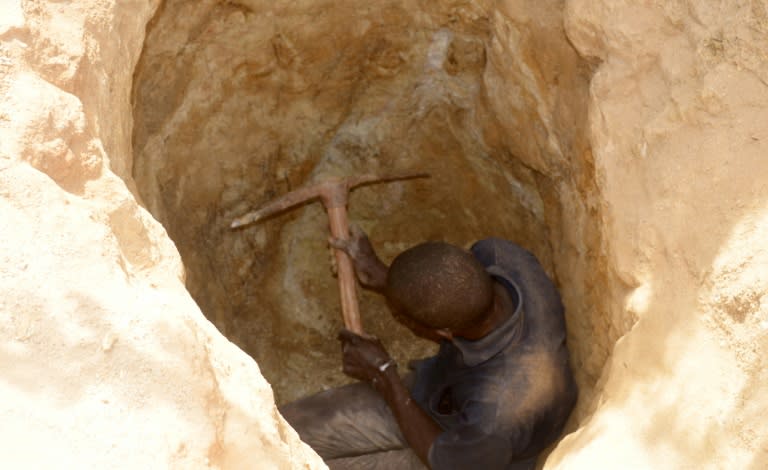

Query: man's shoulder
left=470, top=238, right=535, bottom=262
left=470, top=237, right=519, bottom=252
left=470, top=237, right=567, bottom=347
left=470, top=238, right=546, bottom=280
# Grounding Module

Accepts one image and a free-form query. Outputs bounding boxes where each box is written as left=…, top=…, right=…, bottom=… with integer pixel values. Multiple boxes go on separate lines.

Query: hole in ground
left=131, top=0, right=609, bottom=426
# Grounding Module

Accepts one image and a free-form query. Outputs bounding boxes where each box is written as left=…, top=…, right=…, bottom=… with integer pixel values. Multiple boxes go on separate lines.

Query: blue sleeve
left=470, top=238, right=533, bottom=269
left=428, top=399, right=527, bottom=470
left=470, top=238, right=500, bottom=267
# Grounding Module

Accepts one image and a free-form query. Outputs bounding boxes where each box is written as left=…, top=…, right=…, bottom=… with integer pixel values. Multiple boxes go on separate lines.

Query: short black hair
left=385, top=241, right=493, bottom=330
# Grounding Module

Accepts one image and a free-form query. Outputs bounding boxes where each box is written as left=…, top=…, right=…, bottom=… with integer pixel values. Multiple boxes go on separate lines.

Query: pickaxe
left=230, top=171, right=428, bottom=334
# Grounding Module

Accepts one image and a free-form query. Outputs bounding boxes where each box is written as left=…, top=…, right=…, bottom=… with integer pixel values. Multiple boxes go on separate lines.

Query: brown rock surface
left=132, top=0, right=602, bottom=407
left=1, top=0, right=767, bottom=468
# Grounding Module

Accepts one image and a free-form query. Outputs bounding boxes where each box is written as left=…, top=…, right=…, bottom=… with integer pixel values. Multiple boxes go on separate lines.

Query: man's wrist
left=371, top=360, right=400, bottom=395
left=361, top=263, right=388, bottom=291
left=377, top=358, right=396, bottom=373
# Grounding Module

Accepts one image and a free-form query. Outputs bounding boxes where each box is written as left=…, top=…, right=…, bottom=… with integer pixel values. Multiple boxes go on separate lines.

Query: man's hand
left=329, top=225, right=388, bottom=291
left=338, top=328, right=441, bottom=468
left=337, top=329, right=395, bottom=384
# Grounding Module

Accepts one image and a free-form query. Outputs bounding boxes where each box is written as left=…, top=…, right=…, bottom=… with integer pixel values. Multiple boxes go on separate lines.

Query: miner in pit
left=281, top=227, right=577, bottom=470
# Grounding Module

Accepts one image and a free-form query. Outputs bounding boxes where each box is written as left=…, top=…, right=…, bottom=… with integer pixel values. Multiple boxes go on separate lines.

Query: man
left=281, top=227, right=577, bottom=469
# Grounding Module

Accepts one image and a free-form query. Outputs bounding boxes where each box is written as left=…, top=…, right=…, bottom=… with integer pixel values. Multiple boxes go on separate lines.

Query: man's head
left=385, top=241, right=494, bottom=333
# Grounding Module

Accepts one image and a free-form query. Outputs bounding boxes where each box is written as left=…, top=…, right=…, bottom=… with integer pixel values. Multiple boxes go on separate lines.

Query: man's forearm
left=375, top=367, right=442, bottom=467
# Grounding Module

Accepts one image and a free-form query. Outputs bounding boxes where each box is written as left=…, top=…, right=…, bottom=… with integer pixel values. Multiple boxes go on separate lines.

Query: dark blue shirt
left=409, top=238, right=577, bottom=469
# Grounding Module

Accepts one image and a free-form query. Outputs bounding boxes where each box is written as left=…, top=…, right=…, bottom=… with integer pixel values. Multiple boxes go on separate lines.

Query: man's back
left=410, top=238, right=577, bottom=468
left=281, top=235, right=577, bottom=470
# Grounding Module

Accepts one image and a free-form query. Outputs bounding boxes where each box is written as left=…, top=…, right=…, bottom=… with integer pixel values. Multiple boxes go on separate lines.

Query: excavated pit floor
left=131, top=0, right=604, bottom=409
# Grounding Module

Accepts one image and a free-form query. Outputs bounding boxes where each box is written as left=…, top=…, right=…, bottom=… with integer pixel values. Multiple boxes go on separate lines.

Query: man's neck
left=454, top=281, right=515, bottom=341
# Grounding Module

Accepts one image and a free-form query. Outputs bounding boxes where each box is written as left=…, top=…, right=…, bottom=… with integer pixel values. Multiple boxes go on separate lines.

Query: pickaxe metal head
left=230, top=171, right=429, bottom=229
left=230, top=170, right=429, bottom=334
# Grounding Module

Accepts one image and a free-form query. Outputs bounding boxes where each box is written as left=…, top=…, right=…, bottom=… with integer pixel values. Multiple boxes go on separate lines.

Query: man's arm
left=338, top=330, right=442, bottom=467
left=331, top=226, right=445, bottom=343
left=375, top=364, right=442, bottom=466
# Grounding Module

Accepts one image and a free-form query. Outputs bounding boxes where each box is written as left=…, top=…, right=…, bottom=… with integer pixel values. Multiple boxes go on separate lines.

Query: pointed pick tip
left=231, top=212, right=263, bottom=229
left=230, top=216, right=251, bottom=229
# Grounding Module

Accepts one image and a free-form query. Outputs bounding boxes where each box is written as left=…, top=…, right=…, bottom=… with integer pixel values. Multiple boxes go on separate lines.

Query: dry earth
left=1, top=0, right=767, bottom=469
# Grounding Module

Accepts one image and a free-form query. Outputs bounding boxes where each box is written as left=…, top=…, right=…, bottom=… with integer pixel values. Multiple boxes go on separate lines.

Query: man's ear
left=435, top=328, right=453, bottom=341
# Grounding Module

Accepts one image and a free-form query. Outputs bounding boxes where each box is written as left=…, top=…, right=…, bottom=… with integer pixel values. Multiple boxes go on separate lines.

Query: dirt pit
left=3, top=0, right=767, bottom=468
left=131, top=0, right=607, bottom=407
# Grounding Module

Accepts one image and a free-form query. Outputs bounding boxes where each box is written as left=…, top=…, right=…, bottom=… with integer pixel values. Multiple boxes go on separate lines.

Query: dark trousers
left=280, top=380, right=426, bottom=470
left=281, top=379, right=538, bottom=470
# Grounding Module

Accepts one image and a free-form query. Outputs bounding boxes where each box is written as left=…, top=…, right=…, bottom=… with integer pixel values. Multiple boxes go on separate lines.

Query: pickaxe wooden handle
left=231, top=171, right=428, bottom=334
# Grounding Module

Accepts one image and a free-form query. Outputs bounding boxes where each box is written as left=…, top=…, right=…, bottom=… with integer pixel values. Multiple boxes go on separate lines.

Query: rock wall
left=1, top=0, right=767, bottom=468
left=548, top=0, right=768, bottom=468
left=0, top=1, right=323, bottom=468
left=131, top=0, right=604, bottom=407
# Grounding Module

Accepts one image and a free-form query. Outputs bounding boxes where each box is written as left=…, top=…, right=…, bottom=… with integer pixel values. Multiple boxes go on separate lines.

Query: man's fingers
left=359, top=332, right=378, bottom=342
left=328, top=236, right=348, bottom=250
left=337, top=328, right=361, bottom=344
left=338, top=328, right=382, bottom=345
left=350, top=223, right=365, bottom=239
